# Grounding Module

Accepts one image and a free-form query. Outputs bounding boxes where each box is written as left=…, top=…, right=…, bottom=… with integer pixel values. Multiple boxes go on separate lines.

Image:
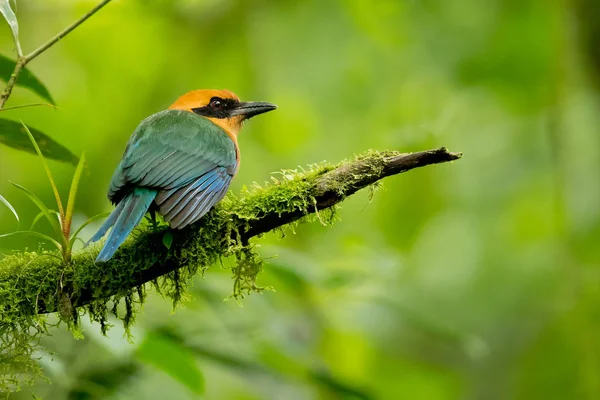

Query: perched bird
left=89, top=89, right=276, bottom=262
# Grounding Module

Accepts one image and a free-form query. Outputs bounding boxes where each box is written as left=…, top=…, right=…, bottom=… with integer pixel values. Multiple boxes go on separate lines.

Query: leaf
left=21, top=121, right=65, bottom=219
left=0, top=231, right=62, bottom=253
left=0, top=1, right=21, bottom=56
left=0, top=54, right=54, bottom=104
left=137, top=331, right=204, bottom=395
left=0, top=103, right=59, bottom=112
left=0, top=118, right=77, bottom=165
left=309, top=370, right=373, bottom=400
left=69, top=211, right=111, bottom=245
left=68, top=362, right=139, bottom=399
left=268, top=262, right=310, bottom=295
left=30, top=209, right=59, bottom=230
left=30, top=210, right=46, bottom=230
left=9, top=181, right=61, bottom=236
left=162, top=231, right=173, bottom=250
left=0, top=193, right=18, bottom=227
left=64, top=153, right=85, bottom=237
left=188, top=345, right=262, bottom=374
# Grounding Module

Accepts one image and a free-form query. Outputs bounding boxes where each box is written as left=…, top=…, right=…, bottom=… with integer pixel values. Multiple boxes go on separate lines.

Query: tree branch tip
left=447, top=150, right=463, bottom=160
left=434, top=146, right=462, bottom=159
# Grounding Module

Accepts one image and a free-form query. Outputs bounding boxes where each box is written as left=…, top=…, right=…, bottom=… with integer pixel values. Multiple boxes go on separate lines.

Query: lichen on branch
left=0, top=147, right=461, bottom=390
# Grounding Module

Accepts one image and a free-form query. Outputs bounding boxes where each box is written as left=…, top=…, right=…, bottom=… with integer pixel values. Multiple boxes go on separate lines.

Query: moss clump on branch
left=0, top=147, right=462, bottom=390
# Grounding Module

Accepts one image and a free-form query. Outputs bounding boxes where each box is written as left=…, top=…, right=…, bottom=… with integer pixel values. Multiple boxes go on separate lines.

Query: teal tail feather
left=90, top=188, right=157, bottom=262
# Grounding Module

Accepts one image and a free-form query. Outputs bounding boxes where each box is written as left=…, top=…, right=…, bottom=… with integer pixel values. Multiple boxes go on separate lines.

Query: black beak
left=230, top=101, right=277, bottom=119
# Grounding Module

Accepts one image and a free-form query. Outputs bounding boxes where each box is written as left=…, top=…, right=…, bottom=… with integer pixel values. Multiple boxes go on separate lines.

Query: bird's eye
left=209, top=97, right=223, bottom=109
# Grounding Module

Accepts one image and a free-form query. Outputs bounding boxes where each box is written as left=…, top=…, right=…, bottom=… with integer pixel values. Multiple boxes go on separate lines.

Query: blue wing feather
left=157, top=167, right=231, bottom=229
left=157, top=171, right=217, bottom=216
left=179, top=181, right=229, bottom=228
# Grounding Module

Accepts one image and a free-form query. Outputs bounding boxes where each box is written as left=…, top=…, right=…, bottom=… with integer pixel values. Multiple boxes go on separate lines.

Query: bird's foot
left=147, top=209, right=160, bottom=232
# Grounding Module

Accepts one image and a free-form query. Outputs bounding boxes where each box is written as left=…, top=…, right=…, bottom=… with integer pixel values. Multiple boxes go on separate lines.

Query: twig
left=0, top=0, right=112, bottom=108
left=0, top=57, right=25, bottom=108
left=25, top=0, right=113, bottom=63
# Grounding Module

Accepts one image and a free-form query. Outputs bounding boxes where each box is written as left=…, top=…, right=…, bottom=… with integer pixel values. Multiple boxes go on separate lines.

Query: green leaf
left=0, top=193, right=18, bottom=227
left=30, top=210, right=46, bottom=230
left=69, top=211, right=111, bottom=245
left=64, top=153, right=85, bottom=237
left=9, top=181, right=61, bottom=236
left=162, top=231, right=173, bottom=250
left=30, top=209, right=59, bottom=230
left=0, top=1, right=21, bottom=56
left=0, top=103, right=59, bottom=112
left=0, top=231, right=62, bottom=253
left=67, top=362, right=139, bottom=399
left=0, top=118, right=77, bottom=165
left=0, top=54, right=54, bottom=104
left=21, top=122, right=66, bottom=221
left=137, top=331, right=204, bottom=395
left=309, top=370, right=373, bottom=400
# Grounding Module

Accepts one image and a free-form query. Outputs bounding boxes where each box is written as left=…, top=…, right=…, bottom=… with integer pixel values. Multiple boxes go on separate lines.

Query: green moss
left=0, top=152, right=384, bottom=391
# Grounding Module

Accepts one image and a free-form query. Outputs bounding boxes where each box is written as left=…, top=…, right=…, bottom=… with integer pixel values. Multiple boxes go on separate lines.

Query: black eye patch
left=192, top=97, right=238, bottom=119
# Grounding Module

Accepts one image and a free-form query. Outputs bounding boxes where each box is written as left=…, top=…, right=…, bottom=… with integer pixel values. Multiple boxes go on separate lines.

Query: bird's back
left=108, top=109, right=237, bottom=205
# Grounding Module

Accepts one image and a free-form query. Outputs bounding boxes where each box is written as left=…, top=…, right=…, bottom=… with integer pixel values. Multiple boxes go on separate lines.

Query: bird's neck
left=207, top=117, right=242, bottom=167
left=167, top=103, right=242, bottom=146
left=168, top=104, right=242, bottom=166
left=206, top=116, right=241, bottom=141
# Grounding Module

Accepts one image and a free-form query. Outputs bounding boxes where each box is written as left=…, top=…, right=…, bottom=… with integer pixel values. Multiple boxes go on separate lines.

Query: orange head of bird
left=168, top=89, right=277, bottom=138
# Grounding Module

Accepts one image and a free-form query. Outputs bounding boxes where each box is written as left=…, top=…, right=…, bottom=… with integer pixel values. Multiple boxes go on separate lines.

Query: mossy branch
left=0, top=147, right=460, bottom=388
left=0, top=147, right=461, bottom=318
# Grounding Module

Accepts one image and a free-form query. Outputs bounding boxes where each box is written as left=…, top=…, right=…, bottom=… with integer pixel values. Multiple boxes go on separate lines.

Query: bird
left=88, top=89, right=277, bottom=262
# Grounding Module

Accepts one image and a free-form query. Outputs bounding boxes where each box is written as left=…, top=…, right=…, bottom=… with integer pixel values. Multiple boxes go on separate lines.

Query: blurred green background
left=1, top=0, right=600, bottom=398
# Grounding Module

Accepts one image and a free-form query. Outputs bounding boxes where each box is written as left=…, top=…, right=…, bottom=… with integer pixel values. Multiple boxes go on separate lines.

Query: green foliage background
left=0, top=0, right=599, bottom=398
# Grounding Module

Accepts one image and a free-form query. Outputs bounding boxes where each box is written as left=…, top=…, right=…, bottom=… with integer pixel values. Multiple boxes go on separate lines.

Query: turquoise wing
left=109, top=109, right=237, bottom=229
